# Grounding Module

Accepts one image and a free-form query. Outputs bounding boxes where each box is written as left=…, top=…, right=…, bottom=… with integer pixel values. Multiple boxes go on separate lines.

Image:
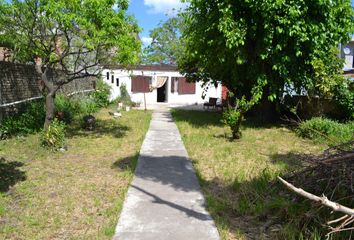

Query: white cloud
left=144, top=0, right=186, bottom=15
left=141, top=37, right=153, bottom=45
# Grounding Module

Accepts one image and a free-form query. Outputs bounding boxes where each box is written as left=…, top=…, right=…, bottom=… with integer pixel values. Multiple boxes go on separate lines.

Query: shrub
left=296, top=117, right=354, bottom=145
left=332, top=79, right=354, bottom=120
left=55, top=94, right=75, bottom=124
left=40, top=118, right=66, bottom=149
left=222, top=108, right=243, bottom=139
left=92, top=79, right=111, bottom=108
left=114, top=84, right=132, bottom=106
left=78, top=97, right=98, bottom=116
left=0, top=100, right=45, bottom=139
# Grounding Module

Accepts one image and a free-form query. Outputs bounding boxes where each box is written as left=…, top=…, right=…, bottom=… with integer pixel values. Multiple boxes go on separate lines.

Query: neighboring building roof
left=104, top=64, right=178, bottom=72
left=343, top=69, right=354, bottom=78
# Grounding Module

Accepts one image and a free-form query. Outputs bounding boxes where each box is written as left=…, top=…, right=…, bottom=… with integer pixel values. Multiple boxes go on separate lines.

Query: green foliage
left=40, top=118, right=66, bottom=149
left=55, top=95, right=76, bottom=124
left=92, top=79, right=111, bottom=108
left=55, top=94, right=100, bottom=123
left=78, top=97, right=98, bottom=116
left=310, top=48, right=345, bottom=97
left=179, top=0, right=353, bottom=116
left=332, top=79, right=354, bottom=120
left=0, top=101, right=45, bottom=139
left=0, top=0, right=140, bottom=66
left=222, top=109, right=243, bottom=139
left=1, top=0, right=140, bottom=129
left=114, top=84, right=132, bottom=106
left=143, top=16, right=183, bottom=64
left=296, top=117, right=354, bottom=145
left=222, top=78, right=266, bottom=139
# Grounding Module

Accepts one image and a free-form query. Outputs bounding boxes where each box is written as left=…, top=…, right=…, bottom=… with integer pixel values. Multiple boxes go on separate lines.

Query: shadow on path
left=131, top=185, right=212, bottom=221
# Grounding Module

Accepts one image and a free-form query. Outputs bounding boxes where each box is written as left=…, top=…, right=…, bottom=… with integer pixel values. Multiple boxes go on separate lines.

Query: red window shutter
left=178, top=77, right=196, bottom=94
left=131, top=76, right=150, bottom=93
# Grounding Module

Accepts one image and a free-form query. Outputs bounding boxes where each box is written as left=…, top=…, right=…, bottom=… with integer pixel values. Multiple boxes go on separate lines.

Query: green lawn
left=172, top=109, right=326, bottom=240
left=0, top=108, right=151, bottom=239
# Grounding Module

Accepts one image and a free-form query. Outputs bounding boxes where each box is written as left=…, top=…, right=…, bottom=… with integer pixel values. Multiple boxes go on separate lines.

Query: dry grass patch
left=0, top=108, right=151, bottom=239
left=172, top=109, right=326, bottom=240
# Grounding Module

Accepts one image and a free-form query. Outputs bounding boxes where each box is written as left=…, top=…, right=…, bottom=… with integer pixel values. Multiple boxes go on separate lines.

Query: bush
left=296, top=117, right=354, bottom=145
left=55, top=94, right=75, bottom=124
left=114, top=84, right=132, bottom=106
left=92, top=79, right=111, bottom=108
left=77, top=97, right=98, bottom=116
left=40, top=118, right=66, bottom=149
left=0, top=100, right=45, bottom=139
left=222, top=108, right=243, bottom=139
left=332, top=79, right=354, bottom=120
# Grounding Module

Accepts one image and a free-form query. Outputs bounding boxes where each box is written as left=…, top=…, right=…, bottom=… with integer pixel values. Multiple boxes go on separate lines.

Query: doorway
left=157, top=82, right=167, bottom=102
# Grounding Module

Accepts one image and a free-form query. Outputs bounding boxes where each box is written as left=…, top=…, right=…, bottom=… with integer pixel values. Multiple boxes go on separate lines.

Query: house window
left=116, top=78, right=119, bottom=87
left=106, top=72, right=109, bottom=80
left=171, top=77, right=178, bottom=93
left=131, top=76, right=151, bottom=93
left=111, top=75, right=114, bottom=84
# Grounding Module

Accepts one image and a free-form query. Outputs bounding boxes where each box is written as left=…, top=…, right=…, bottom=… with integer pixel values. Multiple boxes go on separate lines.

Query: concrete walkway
left=113, top=108, right=220, bottom=240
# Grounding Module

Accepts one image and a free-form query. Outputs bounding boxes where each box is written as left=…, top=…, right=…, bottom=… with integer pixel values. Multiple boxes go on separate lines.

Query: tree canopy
left=0, top=0, right=141, bottom=128
left=179, top=0, right=353, bottom=99
left=143, top=16, right=183, bottom=65
left=178, top=0, right=353, bottom=138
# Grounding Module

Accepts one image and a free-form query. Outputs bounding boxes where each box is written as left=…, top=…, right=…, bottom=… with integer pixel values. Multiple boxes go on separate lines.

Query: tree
left=143, top=16, right=183, bottom=64
left=0, top=0, right=140, bottom=129
left=179, top=0, right=353, bottom=139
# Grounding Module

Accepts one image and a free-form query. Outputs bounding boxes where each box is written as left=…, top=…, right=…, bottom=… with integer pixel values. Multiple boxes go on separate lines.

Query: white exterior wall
left=102, top=68, right=222, bottom=105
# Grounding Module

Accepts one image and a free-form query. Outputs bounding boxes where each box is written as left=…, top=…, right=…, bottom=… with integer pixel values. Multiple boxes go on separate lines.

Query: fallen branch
left=278, top=177, right=354, bottom=216
left=321, top=152, right=354, bottom=164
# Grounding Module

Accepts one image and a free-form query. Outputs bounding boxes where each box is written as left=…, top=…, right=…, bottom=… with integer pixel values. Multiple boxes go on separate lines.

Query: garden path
left=113, top=107, right=220, bottom=240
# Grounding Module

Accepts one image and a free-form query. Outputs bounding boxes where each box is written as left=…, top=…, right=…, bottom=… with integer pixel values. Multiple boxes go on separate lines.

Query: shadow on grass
left=171, top=109, right=282, bottom=130
left=197, top=169, right=322, bottom=239
left=195, top=152, right=351, bottom=239
left=0, top=157, right=26, bottom=192
left=171, top=109, right=223, bottom=128
left=66, top=118, right=131, bottom=139
left=112, top=154, right=139, bottom=173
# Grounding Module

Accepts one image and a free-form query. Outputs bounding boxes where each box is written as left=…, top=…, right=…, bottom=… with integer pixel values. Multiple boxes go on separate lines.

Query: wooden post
left=144, top=92, right=147, bottom=112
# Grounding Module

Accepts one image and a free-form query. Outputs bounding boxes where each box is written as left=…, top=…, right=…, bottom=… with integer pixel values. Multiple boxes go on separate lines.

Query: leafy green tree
left=143, top=17, right=183, bottom=64
left=179, top=0, right=353, bottom=139
left=0, top=0, right=140, bottom=129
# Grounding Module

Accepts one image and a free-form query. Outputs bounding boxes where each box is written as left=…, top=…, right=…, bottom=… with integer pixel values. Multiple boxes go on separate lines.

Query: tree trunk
left=34, top=58, right=58, bottom=130
left=44, top=90, right=56, bottom=130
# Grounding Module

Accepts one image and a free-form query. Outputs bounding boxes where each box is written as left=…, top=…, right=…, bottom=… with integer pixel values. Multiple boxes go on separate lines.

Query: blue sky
left=127, top=0, right=186, bottom=45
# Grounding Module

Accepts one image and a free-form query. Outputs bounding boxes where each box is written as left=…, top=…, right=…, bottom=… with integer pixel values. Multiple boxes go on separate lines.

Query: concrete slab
left=113, top=108, right=220, bottom=240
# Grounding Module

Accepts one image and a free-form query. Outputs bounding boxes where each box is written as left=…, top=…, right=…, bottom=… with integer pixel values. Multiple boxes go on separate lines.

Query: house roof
left=104, top=64, right=178, bottom=72
left=343, top=69, right=354, bottom=78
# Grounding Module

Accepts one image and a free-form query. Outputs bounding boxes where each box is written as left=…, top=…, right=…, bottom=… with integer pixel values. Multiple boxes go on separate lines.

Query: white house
left=340, top=37, right=354, bottom=78
left=102, top=65, right=223, bottom=105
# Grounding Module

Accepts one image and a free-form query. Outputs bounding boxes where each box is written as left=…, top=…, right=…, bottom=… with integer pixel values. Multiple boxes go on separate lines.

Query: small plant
left=0, top=100, right=45, bottom=139
left=221, top=78, right=266, bottom=139
left=40, top=118, right=66, bottom=149
left=78, top=97, right=97, bottom=130
left=296, top=117, right=354, bottom=145
left=92, top=79, right=111, bottom=108
left=222, top=108, right=243, bottom=139
left=79, top=97, right=98, bottom=116
left=114, top=84, right=132, bottom=106
left=332, top=79, right=354, bottom=120
left=55, top=94, right=75, bottom=124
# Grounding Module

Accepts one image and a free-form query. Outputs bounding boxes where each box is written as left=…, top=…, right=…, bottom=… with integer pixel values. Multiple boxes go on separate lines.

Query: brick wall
left=0, top=61, right=96, bottom=120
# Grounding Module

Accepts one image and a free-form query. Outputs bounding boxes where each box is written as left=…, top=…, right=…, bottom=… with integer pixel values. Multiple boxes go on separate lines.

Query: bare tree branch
left=278, top=177, right=354, bottom=216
